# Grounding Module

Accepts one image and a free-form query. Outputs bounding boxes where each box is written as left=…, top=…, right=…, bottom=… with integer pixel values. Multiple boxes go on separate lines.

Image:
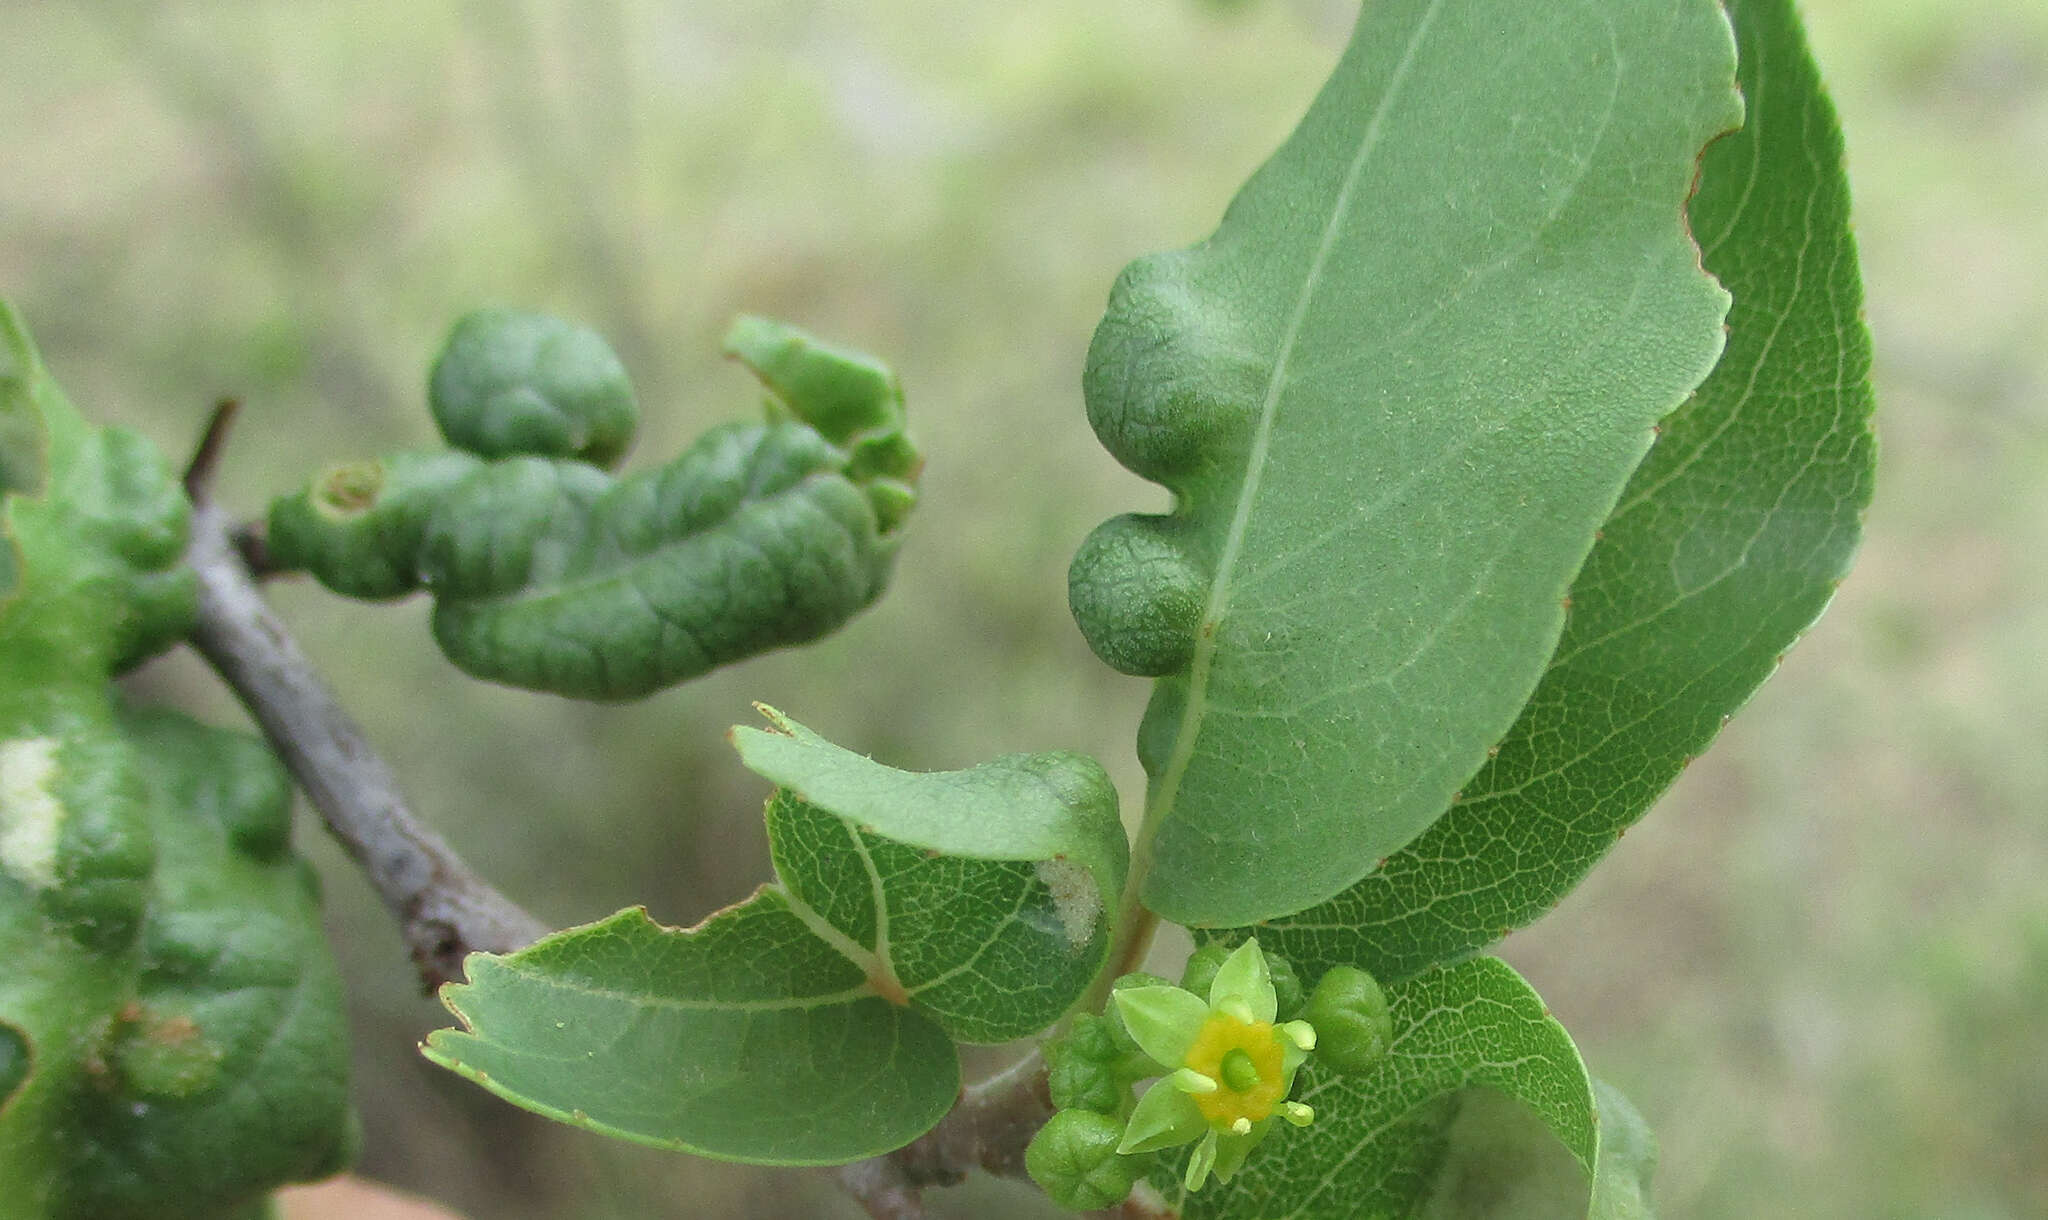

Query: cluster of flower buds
left=1026, top=940, right=1394, bottom=1209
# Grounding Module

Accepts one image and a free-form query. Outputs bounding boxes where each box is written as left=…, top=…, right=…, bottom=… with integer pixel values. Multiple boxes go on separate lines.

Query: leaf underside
left=1255, top=0, right=1877, bottom=982
left=1073, top=0, right=1744, bottom=926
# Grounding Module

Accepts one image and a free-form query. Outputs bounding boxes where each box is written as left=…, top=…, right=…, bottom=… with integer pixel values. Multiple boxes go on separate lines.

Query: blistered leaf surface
left=1257, top=0, right=1877, bottom=981
left=1, top=304, right=352, bottom=1217
left=269, top=315, right=920, bottom=700
left=1073, top=0, right=1743, bottom=926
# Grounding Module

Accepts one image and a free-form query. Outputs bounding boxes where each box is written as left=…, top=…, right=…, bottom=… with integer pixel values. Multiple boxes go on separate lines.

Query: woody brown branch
left=181, top=404, right=548, bottom=990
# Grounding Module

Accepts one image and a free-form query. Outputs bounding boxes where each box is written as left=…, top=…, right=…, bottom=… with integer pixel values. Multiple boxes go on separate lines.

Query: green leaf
left=0, top=707, right=357, bottom=1219
left=424, top=900, right=960, bottom=1166
left=426, top=713, right=1123, bottom=1161
left=0, top=302, right=194, bottom=678
left=1255, top=0, right=1877, bottom=981
left=1588, top=1080, right=1658, bottom=1220
left=2, top=307, right=352, bottom=1215
left=1070, top=1, right=1743, bottom=926
left=739, top=707, right=1126, bottom=1040
left=265, top=451, right=486, bottom=600
left=1179, top=957, right=1599, bottom=1220
left=272, top=315, right=920, bottom=701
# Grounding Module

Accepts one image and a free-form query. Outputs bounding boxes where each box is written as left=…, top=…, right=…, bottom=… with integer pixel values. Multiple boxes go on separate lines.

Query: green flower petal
left=1209, top=1119, right=1273, bottom=1184
left=1185, top=1130, right=1219, bottom=1191
left=1208, top=939, right=1276, bottom=1024
left=1112, top=984, right=1210, bottom=1069
left=1118, top=1079, right=1208, bottom=1154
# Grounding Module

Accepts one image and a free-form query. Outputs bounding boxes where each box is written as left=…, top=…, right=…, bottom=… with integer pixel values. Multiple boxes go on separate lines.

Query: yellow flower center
left=1181, top=1013, right=1286, bottom=1127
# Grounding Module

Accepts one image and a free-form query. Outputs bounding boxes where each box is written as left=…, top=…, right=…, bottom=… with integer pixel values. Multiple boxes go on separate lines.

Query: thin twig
left=180, top=397, right=241, bottom=499
left=181, top=403, right=549, bottom=990
left=832, top=1046, right=1182, bottom=1218
left=830, top=1159, right=924, bottom=1220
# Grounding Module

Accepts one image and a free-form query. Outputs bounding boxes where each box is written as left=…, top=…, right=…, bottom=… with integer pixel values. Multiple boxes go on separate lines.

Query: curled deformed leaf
left=1253, top=0, right=1878, bottom=984
left=2, top=303, right=353, bottom=1216
left=269, top=314, right=920, bottom=700
left=62, top=708, right=357, bottom=1219
left=425, top=711, right=1125, bottom=1162
left=1071, top=0, right=1743, bottom=927
left=0, top=707, right=358, bottom=1219
left=0, top=302, right=194, bottom=674
left=266, top=451, right=486, bottom=601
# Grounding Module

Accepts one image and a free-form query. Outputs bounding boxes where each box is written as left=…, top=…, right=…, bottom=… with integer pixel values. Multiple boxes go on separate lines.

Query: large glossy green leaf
left=267, top=314, right=920, bottom=701
left=1070, top=0, right=1743, bottom=926
left=425, top=714, right=1124, bottom=1162
left=1255, top=0, right=1876, bottom=981
left=1178, top=957, right=1600, bottom=1219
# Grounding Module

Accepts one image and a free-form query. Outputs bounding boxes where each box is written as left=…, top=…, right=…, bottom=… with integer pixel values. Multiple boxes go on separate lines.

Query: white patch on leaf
left=1034, top=857, right=1100, bottom=949
left=0, top=736, right=64, bottom=888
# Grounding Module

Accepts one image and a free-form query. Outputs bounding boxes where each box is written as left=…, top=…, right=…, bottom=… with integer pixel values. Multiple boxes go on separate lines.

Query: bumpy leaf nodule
left=1255, top=0, right=1879, bottom=985
left=1, top=304, right=355, bottom=1218
left=424, top=710, right=1124, bottom=1163
left=268, top=313, right=921, bottom=700
left=1070, top=0, right=1745, bottom=927
left=429, top=308, right=640, bottom=468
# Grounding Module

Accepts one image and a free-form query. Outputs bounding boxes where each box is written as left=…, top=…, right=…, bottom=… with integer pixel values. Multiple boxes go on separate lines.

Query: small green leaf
left=1073, top=1, right=1743, bottom=926
left=428, top=715, right=1125, bottom=1161
left=738, top=708, right=1128, bottom=1041
left=429, top=308, right=640, bottom=468
left=1180, top=957, right=1598, bottom=1220
left=1255, top=0, right=1877, bottom=982
left=424, top=900, right=959, bottom=1166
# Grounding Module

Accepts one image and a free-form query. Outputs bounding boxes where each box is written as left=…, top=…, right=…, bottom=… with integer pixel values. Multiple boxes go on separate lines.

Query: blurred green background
left=3, top=1, right=2043, bottom=1216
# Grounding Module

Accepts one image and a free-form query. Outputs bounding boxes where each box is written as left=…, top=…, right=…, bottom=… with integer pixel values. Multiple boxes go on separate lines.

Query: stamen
left=1280, top=1101, right=1314, bottom=1127
left=1230, top=1117, right=1253, bottom=1135
left=1281, top=1019, right=1317, bottom=1050
left=1171, top=1067, right=1220, bottom=1095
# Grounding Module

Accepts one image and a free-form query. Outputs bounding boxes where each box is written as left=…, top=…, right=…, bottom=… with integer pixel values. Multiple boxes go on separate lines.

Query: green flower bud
left=1304, top=965, right=1394, bottom=1075
left=1180, top=942, right=1232, bottom=999
left=1266, top=950, right=1305, bottom=1021
left=1046, top=1014, right=1127, bottom=1114
left=1186, top=942, right=1304, bottom=1019
left=1026, top=1109, right=1142, bottom=1211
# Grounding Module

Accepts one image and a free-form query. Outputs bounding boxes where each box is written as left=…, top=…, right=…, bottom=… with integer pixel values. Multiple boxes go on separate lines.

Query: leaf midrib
left=1136, top=0, right=1448, bottom=869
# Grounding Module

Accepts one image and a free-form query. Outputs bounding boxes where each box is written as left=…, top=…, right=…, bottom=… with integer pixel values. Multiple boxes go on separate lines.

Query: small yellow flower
left=1111, top=939, right=1317, bottom=1191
